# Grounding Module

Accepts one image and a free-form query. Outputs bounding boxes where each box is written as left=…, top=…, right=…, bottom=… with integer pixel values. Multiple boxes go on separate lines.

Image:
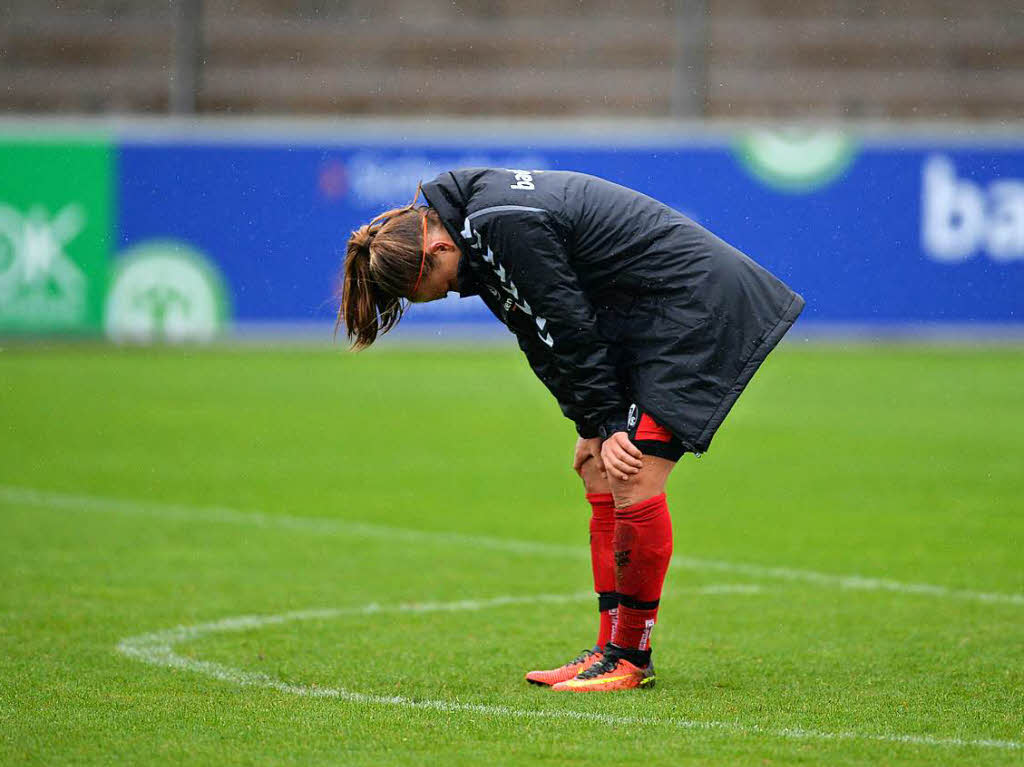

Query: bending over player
left=339, top=168, right=804, bottom=692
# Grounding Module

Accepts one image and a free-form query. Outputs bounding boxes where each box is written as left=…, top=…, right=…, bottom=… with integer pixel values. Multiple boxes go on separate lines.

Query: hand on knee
left=600, top=432, right=643, bottom=482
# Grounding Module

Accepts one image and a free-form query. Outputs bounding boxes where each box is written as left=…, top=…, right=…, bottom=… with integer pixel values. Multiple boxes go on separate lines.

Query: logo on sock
left=639, top=618, right=656, bottom=651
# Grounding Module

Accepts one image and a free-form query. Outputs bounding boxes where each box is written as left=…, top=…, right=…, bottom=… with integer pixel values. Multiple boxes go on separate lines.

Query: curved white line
left=4, top=485, right=1023, bottom=606
left=115, top=589, right=1021, bottom=752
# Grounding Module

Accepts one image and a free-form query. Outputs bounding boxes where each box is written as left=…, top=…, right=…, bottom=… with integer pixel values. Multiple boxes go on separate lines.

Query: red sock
left=610, top=493, right=673, bottom=653
left=587, top=492, right=618, bottom=647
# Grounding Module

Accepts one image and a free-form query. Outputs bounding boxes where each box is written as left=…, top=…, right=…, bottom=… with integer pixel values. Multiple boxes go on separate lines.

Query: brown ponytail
left=337, top=189, right=438, bottom=350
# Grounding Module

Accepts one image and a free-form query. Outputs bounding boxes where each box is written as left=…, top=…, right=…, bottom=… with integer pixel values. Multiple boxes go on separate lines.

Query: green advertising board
left=0, top=138, right=113, bottom=333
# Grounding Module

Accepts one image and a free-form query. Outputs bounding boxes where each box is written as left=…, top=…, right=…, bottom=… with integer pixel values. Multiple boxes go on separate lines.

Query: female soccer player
left=340, top=168, right=804, bottom=692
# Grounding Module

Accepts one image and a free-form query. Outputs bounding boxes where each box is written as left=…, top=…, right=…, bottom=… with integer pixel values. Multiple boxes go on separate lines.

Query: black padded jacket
left=421, top=168, right=804, bottom=452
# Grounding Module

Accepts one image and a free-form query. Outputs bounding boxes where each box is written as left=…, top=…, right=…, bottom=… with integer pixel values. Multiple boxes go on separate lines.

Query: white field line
left=3, top=484, right=1023, bottom=607
left=116, top=591, right=1022, bottom=752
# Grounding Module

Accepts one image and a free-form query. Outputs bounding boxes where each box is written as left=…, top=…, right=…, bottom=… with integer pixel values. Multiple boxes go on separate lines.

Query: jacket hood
left=422, top=171, right=480, bottom=297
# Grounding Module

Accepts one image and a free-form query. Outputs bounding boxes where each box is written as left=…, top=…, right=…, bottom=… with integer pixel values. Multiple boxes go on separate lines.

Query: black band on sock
left=618, top=594, right=660, bottom=610
left=597, top=592, right=620, bottom=613
left=603, top=642, right=652, bottom=668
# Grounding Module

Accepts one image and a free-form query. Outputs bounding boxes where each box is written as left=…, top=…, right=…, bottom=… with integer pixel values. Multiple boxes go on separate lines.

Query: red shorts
left=625, top=404, right=687, bottom=462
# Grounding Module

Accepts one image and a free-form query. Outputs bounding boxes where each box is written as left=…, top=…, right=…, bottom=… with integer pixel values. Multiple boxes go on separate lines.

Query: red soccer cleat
left=524, top=647, right=603, bottom=687
left=550, top=653, right=655, bottom=692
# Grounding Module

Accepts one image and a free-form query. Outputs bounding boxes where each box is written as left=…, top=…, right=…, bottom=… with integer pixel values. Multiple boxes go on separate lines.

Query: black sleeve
left=478, top=208, right=628, bottom=438
left=514, top=333, right=600, bottom=438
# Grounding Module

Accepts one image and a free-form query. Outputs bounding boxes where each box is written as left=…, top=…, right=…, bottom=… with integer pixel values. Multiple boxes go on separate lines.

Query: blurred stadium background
left=1, top=0, right=1022, bottom=341
left=1, top=0, right=1022, bottom=340
left=3, top=0, right=1023, bottom=118
left=2, top=3, right=1023, bottom=765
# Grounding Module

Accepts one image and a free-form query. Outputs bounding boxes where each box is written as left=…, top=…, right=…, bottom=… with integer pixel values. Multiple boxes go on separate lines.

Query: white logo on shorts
left=627, top=403, right=638, bottom=429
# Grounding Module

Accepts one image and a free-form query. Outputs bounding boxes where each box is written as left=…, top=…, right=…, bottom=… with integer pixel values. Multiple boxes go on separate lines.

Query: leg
left=577, top=454, right=618, bottom=648
left=606, top=455, right=676, bottom=664
left=607, top=454, right=675, bottom=510
left=551, top=456, right=675, bottom=691
left=577, top=450, right=611, bottom=495
left=522, top=450, right=617, bottom=686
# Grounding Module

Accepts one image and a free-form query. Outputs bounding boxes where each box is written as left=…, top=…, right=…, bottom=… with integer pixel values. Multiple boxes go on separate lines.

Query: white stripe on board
left=116, top=591, right=1021, bottom=752
left=3, top=484, right=1022, bottom=606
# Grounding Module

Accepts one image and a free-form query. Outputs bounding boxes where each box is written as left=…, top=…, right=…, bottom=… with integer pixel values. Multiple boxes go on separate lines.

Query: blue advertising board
left=115, top=126, right=1024, bottom=335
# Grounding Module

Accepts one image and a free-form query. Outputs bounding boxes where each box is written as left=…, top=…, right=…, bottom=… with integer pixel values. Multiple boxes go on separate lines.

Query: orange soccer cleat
left=550, top=653, right=655, bottom=692
left=524, top=647, right=603, bottom=687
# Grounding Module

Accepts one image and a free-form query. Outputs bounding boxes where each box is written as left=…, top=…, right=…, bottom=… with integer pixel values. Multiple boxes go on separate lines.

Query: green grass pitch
left=1, top=342, right=1022, bottom=765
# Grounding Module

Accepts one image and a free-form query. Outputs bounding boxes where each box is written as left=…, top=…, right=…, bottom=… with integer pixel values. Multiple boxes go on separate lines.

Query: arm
left=516, top=330, right=642, bottom=479
left=514, top=332, right=599, bottom=438
left=475, top=208, right=628, bottom=439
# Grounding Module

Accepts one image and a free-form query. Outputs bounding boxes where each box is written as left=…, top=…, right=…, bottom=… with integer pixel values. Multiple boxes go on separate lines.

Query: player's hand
left=573, top=437, right=605, bottom=477
left=601, top=431, right=643, bottom=481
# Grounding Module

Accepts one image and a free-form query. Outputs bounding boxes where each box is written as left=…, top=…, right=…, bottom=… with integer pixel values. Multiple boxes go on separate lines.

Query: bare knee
left=608, top=455, right=676, bottom=508
left=578, top=457, right=611, bottom=495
